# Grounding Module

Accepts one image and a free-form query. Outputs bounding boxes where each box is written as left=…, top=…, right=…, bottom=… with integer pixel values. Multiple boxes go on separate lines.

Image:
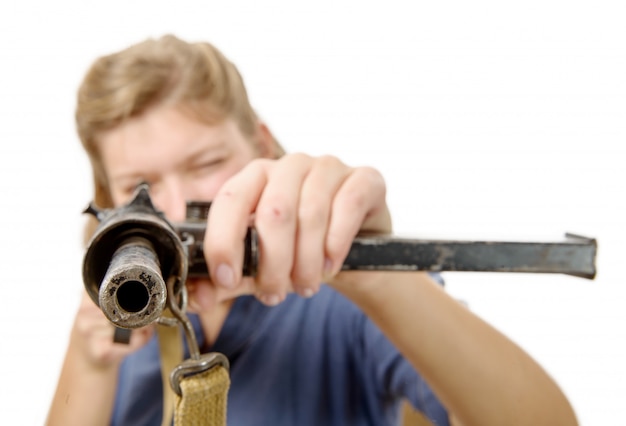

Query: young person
left=47, top=34, right=578, bottom=426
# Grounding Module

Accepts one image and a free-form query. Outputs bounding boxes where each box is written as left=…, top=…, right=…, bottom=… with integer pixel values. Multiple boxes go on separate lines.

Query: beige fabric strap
left=158, top=327, right=421, bottom=426
left=174, top=365, right=230, bottom=426
left=401, top=401, right=437, bottom=426
left=157, top=311, right=184, bottom=426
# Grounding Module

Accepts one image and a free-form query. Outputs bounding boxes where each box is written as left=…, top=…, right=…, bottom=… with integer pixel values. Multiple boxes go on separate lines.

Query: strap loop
left=174, top=363, right=230, bottom=426
left=170, top=352, right=230, bottom=396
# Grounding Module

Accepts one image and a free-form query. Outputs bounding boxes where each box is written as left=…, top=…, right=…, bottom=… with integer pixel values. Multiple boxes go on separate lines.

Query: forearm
left=331, top=271, right=578, bottom=426
left=46, top=332, right=119, bottom=426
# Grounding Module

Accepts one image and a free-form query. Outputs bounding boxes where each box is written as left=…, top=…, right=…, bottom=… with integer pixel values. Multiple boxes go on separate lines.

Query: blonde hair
left=77, top=34, right=283, bottom=213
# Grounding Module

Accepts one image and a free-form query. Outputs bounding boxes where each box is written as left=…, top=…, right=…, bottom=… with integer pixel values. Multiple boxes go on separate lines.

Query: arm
left=320, top=190, right=577, bottom=425
left=202, top=152, right=578, bottom=426
left=331, top=270, right=578, bottom=426
left=46, top=293, right=153, bottom=426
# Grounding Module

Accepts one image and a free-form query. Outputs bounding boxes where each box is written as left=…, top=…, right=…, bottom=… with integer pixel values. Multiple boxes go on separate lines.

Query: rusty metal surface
left=179, top=221, right=258, bottom=278
left=180, top=225, right=596, bottom=280
left=341, top=233, right=596, bottom=279
left=83, top=185, right=598, bottom=334
left=83, top=185, right=188, bottom=330
left=180, top=202, right=596, bottom=279
left=98, top=236, right=166, bottom=328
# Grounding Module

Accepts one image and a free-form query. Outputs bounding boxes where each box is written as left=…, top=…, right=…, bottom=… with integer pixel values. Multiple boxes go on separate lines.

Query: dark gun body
left=82, top=185, right=597, bottom=337
left=181, top=200, right=596, bottom=279
left=182, top=221, right=596, bottom=279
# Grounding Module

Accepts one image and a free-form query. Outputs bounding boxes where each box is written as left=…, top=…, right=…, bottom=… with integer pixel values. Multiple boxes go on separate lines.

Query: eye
left=120, top=179, right=154, bottom=197
left=190, top=158, right=224, bottom=175
left=120, top=184, right=137, bottom=196
left=111, top=177, right=159, bottom=206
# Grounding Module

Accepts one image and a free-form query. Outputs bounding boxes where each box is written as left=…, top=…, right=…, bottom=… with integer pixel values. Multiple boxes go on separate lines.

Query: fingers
left=73, top=291, right=154, bottom=368
left=252, top=154, right=312, bottom=304
left=324, top=166, right=389, bottom=274
left=292, top=156, right=351, bottom=294
left=204, top=154, right=389, bottom=306
left=204, top=159, right=269, bottom=290
left=205, top=154, right=312, bottom=304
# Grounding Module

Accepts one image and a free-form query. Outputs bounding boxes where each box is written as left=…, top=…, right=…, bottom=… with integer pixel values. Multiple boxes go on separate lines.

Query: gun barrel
left=83, top=185, right=188, bottom=334
left=98, top=236, right=167, bottom=328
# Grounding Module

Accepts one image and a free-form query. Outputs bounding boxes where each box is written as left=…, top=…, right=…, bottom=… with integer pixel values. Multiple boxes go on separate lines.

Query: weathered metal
left=182, top=201, right=596, bottom=279
left=82, top=184, right=188, bottom=333
left=83, top=184, right=597, bottom=341
left=341, top=233, right=596, bottom=279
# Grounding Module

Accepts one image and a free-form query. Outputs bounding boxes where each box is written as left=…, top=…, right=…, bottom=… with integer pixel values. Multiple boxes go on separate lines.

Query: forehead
left=98, top=106, right=241, bottom=177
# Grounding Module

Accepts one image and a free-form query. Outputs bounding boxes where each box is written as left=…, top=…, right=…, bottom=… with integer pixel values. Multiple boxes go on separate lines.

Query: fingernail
left=215, top=263, right=235, bottom=288
left=299, top=287, right=315, bottom=298
left=323, top=257, right=334, bottom=278
left=260, top=293, right=281, bottom=306
left=195, top=282, right=213, bottom=310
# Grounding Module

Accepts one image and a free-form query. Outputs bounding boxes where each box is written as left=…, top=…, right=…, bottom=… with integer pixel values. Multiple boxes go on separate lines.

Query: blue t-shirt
left=112, top=286, right=449, bottom=425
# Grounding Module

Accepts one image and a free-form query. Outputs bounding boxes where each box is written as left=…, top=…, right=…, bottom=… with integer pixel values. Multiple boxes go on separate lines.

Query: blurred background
left=0, top=1, right=623, bottom=424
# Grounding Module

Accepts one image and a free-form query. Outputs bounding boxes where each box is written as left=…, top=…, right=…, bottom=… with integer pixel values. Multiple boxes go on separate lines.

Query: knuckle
left=214, top=184, right=236, bottom=200
left=217, top=158, right=268, bottom=195
left=274, top=152, right=310, bottom=170
left=354, top=165, right=382, bottom=182
left=256, top=261, right=290, bottom=290
left=360, top=167, right=387, bottom=192
left=73, top=319, right=90, bottom=337
left=325, top=231, right=351, bottom=261
left=298, top=202, right=327, bottom=229
left=338, top=167, right=386, bottom=211
left=287, top=152, right=312, bottom=163
left=292, top=266, right=321, bottom=287
left=316, top=154, right=344, bottom=169
left=326, top=232, right=345, bottom=260
left=248, top=157, right=272, bottom=169
left=256, top=199, right=294, bottom=227
left=341, top=188, right=368, bottom=211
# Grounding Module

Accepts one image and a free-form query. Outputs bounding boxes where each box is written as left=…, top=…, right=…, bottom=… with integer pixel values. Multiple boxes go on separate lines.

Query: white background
left=0, top=1, right=624, bottom=424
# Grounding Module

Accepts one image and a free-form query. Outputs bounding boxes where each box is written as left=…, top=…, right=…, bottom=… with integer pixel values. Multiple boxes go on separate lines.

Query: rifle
left=82, top=184, right=597, bottom=348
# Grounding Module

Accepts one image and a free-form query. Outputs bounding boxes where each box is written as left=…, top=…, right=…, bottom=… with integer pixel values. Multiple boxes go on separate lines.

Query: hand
left=202, top=153, right=391, bottom=306
left=70, top=291, right=154, bottom=369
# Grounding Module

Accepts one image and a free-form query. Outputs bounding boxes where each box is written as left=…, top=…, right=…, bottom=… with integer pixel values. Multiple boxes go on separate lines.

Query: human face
left=99, top=105, right=260, bottom=221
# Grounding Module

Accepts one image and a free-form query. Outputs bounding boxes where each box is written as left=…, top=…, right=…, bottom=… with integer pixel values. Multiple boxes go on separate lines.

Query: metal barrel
left=98, top=236, right=167, bottom=328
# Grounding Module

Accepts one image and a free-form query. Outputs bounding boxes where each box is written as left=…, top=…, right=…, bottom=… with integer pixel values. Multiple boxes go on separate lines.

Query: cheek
left=110, top=188, right=132, bottom=208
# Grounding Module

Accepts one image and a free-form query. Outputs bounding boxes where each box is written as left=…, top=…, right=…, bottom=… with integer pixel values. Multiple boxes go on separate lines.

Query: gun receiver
left=83, top=184, right=597, bottom=336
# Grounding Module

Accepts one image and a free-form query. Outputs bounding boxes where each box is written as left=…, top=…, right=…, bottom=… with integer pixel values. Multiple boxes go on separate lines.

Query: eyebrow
left=177, top=139, right=230, bottom=172
left=109, top=138, right=229, bottom=185
left=108, top=173, right=157, bottom=190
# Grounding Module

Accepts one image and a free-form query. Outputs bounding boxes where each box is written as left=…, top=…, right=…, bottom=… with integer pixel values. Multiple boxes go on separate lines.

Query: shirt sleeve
left=353, top=274, right=450, bottom=426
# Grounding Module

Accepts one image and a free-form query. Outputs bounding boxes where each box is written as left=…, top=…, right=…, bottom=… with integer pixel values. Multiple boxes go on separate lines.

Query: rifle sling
left=157, top=310, right=230, bottom=426
left=156, top=310, right=182, bottom=426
